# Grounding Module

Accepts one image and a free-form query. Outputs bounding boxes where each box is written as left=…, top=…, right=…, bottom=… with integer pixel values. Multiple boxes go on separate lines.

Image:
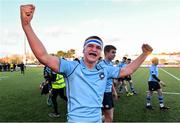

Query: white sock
left=147, top=103, right=151, bottom=106
left=160, top=103, right=164, bottom=107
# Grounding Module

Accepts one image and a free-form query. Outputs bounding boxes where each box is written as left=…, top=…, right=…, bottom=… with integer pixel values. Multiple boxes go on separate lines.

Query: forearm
left=152, top=74, right=160, bottom=82
left=128, top=52, right=148, bottom=71
left=112, top=83, right=117, bottom=95
left=120, top=53, right=148, bottom=77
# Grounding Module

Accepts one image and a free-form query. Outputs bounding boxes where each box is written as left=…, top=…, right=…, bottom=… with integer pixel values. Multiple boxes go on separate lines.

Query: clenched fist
left=20, top=4, right=35, bottom=26
left=142, top=44, right=153, bottom=55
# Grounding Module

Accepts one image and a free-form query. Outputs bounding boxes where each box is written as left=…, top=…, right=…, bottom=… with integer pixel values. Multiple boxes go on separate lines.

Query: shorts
left=102, top=92, right=114, bottom=110
left=148, top=81, right=161, bottom=91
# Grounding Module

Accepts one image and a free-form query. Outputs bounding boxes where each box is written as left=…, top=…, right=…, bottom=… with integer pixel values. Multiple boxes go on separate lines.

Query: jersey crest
left=99, top=72, right=105, bottom=80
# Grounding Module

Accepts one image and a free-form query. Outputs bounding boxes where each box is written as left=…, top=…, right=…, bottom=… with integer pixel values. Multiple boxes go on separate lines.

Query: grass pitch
left=0, top=67, right=180, bottom=122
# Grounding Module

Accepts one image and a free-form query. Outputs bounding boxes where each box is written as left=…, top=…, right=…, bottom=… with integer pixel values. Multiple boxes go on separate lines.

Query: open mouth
left=89, top=52, right=97, bottom=57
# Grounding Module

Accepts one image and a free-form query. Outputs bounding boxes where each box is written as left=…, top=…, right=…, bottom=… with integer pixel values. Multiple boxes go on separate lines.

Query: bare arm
left=112, top=83, right=118, bottom=100
left=120, top=44, right=153, bottom=77
left=20, top=4, right=59, bottom=72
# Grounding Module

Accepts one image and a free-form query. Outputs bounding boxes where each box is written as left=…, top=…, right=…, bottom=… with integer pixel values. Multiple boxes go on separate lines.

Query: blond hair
left=151, top=57, right=159, bottom=64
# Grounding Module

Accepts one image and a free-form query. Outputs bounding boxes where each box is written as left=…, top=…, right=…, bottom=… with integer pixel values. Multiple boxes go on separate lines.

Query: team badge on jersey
left=99, top=72, right=105, bottom=80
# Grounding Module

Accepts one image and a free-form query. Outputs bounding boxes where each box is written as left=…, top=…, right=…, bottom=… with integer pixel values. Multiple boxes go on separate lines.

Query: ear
left=83, top=48, right=85, bottom=53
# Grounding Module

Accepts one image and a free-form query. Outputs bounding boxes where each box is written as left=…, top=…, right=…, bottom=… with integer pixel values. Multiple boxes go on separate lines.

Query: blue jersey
left=117, top=61, right=127, bottom=68
left=59, top=58, right=120, bottom=122
left=148, top=64, right=159, bottom=82
left=98, top=59, right=114, bottom=92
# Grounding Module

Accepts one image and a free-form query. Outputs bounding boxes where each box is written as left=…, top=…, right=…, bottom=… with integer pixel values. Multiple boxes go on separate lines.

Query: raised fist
left=142, top=44, right=153, bottom=55
left=20, top=4, right=35, bottom=26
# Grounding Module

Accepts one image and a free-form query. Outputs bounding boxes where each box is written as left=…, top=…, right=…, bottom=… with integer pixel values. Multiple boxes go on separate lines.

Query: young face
left=126, top=59, right=131, bottom=64
left=122, top=57, right=127, bottom=62
left=83, top=43, right=102, bottom=63
left=105, top=49, right=116, bottom=61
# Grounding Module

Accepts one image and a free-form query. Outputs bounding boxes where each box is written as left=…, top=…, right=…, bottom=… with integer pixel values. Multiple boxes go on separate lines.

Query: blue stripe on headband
left=84, top=39, right=103, bottom=48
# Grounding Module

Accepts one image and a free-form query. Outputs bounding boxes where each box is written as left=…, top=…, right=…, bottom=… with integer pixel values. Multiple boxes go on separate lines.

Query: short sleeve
left=59, top=58, right=77, bottom=76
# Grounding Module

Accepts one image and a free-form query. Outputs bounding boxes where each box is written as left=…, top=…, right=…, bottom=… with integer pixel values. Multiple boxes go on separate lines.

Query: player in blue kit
left=146, top=57, right=170, bottom=110
left=98, top=45, right=118, bottom=122
left=125, top=58, right=137, bottom=95
left=117, top=57, right=133, bottom=96
left=20, top=4, right=153, bottom=122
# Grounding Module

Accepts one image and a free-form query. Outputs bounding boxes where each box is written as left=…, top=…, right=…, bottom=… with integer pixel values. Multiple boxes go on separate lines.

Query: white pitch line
left=0, top=76, right=9, bottom=80
left=146, top=91, right=180, bottom=95
left=160, top=68, right=180, bottom=81
left=162, top=92, right=180, bottom=95
left=0, top=76, right=9, bottom=79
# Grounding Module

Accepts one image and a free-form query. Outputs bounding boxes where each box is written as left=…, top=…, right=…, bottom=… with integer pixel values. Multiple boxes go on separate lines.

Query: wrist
left=22, top=24, right=32, bottom=31
left=142, top=52, right=150, bottom=56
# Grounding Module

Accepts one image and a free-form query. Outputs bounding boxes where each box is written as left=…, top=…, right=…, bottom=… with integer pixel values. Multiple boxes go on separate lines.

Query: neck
left=83, top=59, right=96, bottom=69
left=105, top=57, right=112, bottom=62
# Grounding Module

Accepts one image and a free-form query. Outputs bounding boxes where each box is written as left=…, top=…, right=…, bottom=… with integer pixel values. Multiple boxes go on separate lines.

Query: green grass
left=161, top=67, right=180, bottom=78
left=114, top=67, right=180, bottom=122
left=0, top=67, right=180, bottom=122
